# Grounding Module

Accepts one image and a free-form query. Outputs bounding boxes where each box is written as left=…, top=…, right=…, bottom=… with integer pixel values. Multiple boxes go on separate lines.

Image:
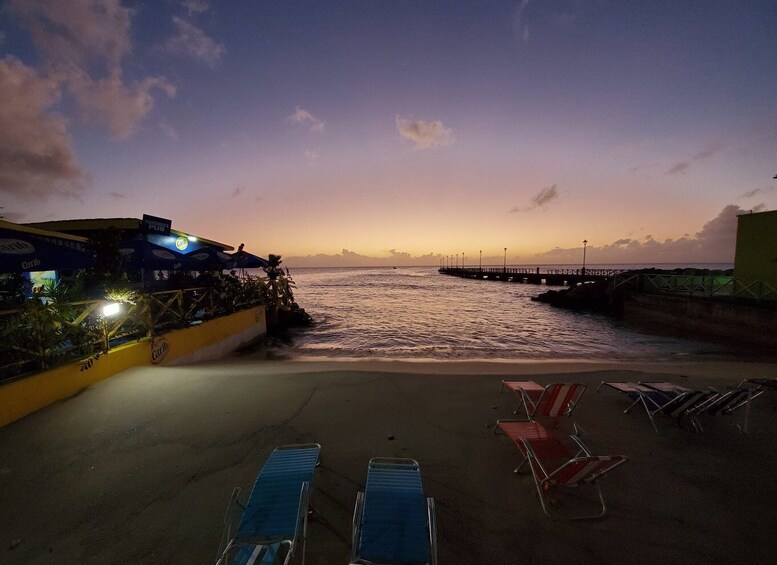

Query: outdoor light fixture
left=187, top=235, right=198, bottom=242
left=102, top=302, right=121, bottom=317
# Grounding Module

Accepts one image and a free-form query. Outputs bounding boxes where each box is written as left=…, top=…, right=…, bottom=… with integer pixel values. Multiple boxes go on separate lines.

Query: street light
left=462, top=252, right=464, bottom=269
left=582, top=239, right=588, bottom=277
left=479, top=250, right=482, bottom=271
left=503, top=247, right=507, bottom=273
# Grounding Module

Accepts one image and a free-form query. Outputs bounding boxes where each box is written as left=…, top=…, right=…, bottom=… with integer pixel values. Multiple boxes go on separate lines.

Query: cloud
left=305, top=149, right=320, bottom=165
left=510, top=184, right=559, bottom=212
left=532, top=204, right=758, bottom=264
left=395, top=116, right=454, bottom=150
left=627, top=162, right=659, bottom=174
left=162, top=16, right=225, bottom=68
left=159, top=120, right=178, bottom=139
left=8, top=0, right=174, bottom=139
left=513, top=0, right=531, bottom=43
left=666, top=161, right=690, bottom=175
left=68, top=70, right=176, bottom=138
left=181, top=0, right=209, bottom=14
left=107, top=191, right=126, bottom=199
left=0, top=56, right=85, bottom=200
left=740, top=186, right=774, bottom=198
left=692, top=141, right=724, bottom=161
left=666, top=141, right=724, bottom=175
left=283, top=248, right=445, bottom=268
left=288, top=106, right=325, bottom=133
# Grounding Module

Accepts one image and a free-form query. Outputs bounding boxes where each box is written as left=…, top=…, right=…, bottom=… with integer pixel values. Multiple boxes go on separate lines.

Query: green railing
left=0, top=285, right=264, bottom=382
left=613, top=273, right=777, bottom=301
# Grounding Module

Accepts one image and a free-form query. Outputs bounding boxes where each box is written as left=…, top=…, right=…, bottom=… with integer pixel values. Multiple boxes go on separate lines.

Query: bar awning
left=227, top=251, right=269, bottom=269
left=0, top=221, right=94, bottom=273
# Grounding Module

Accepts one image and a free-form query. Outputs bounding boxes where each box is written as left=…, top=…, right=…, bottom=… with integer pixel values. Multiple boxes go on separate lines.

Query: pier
left=438, top=266, right=624, bottom=286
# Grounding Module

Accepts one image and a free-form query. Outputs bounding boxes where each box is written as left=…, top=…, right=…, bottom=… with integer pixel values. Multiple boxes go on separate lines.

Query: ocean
left=282, top=264, right=744, bottom=361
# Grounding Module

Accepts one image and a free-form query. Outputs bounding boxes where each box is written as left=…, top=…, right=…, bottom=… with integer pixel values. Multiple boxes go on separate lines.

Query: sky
left=1, top=0, right=776, bottom=267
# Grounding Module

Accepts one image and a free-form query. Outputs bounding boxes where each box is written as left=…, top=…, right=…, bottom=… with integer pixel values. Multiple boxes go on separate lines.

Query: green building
left=734, top=209, right=777, bottom=292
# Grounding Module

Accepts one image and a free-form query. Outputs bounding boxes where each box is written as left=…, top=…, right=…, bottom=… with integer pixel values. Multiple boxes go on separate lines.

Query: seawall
left=623, top=293, right=777, bottom=347
left=0, top=306, right=266, bottom=427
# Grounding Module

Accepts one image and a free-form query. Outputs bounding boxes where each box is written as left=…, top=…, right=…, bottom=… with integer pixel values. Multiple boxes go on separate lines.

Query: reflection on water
left=287, top=266, right=741, bottom=361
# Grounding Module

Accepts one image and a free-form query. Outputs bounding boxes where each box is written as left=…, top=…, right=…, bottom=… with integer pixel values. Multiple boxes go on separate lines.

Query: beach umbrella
left=117, top=240, right=189, bottom=271
left=226, top=250, right=269, bottom=270
left=184, top=247, right=231, bottom=271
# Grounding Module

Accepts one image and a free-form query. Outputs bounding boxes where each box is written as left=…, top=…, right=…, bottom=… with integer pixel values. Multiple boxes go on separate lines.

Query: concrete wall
left=623, top=292, right=777, bottom=346
left=0, top=307, right=266, bottom=427
left=734, top=209, right=777, bottom=290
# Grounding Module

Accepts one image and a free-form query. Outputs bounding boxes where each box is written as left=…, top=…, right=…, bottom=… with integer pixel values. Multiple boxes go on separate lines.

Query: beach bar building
left=25, top=215, right=235, bottom=289
left=733, top=209, right=777, bottom=292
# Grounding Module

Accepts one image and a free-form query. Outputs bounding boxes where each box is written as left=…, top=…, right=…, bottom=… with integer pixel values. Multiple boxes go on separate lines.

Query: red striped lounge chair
left=495, top=420, right=627, bottom=520
left=500, top=380, right=586, bottom=425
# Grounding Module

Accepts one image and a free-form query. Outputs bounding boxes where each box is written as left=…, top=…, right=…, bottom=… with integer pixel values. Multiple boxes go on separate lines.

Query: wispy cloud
left=740, top=186, right=775, bottom=198
left=666, top=161, right=691, bottom=175
left=181, top=0, right=209, bottom=14
left=395, top=116, right=454, bottom=150
left=162, top=16, right=226, bottom=68
left=513, top=0, right=531, bottom=44
left=510, top=184, right=559, bottom=212
left=159, top=120, right=178, bottom=139
left=288, top=106, right=325, bottom=133
left=108, top=192, right=126, bottom=199
left=666, top=141, right=724, bottom=175
left=305, top=149, right=320, bottom=165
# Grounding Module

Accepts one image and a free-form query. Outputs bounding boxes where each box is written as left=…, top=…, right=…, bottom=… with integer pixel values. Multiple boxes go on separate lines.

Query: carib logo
left=150, top=337, right=170, bottom=364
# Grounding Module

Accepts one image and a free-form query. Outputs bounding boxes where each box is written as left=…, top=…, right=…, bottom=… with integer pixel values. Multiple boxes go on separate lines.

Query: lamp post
left=479, top=250, right=482, bottom=272
left=582, top=239, right=588, bottom=277
left=461, top=252, right=464, bottom=269
left=503, top=247, right=507, bottom=274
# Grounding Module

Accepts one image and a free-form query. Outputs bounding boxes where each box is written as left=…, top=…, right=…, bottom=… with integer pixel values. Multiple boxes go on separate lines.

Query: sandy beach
left=1, top=356, right=776, bottom=564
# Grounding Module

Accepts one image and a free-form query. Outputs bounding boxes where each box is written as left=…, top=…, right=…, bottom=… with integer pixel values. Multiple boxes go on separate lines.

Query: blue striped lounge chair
left=216, top=443, right=321, bottom=565
left=350, top=458, right=437, bottom=565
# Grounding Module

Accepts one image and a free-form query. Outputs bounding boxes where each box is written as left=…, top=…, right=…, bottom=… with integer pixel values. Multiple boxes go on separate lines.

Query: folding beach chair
left=686, top=388, right=762, bottom=433
left=500, top=380, right=586, bottom=424
left=495, top=420, right=627, bottom=520
left=216, top=443, right=321, bottom=565
left=350, top=458, right=437, bottom=565
left=597, top=381, right=715, bottom=434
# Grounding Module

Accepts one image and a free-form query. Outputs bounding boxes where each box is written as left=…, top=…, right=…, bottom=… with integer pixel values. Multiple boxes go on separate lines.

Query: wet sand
left=1, top=357, right=776, bottom=564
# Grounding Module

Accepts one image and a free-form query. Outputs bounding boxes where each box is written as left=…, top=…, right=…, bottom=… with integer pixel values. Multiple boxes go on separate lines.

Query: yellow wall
left=734, top=210, right=777, bottom=291
left=0, top=307, right=265, bottom=427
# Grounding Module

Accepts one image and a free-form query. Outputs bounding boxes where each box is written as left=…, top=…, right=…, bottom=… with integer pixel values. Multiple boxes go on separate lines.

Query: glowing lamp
left=102, top=302, right=121, bottom=317
left=187, top=235, right=197, bottom=242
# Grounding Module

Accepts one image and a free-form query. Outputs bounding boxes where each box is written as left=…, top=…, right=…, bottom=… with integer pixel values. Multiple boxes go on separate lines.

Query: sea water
left=285, top=265, right=745, bottom=361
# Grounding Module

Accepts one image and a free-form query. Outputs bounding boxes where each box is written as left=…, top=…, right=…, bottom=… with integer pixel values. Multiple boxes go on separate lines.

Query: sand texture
left=1, top=358, right=776, bottom=564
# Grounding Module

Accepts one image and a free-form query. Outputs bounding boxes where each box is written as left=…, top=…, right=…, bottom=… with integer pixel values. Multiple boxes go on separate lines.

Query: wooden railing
left=0, top=286, right=264, bottom=382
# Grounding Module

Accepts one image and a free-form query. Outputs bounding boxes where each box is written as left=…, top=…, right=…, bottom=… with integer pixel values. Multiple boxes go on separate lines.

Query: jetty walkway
left=439, top=266, right=624, bottom=286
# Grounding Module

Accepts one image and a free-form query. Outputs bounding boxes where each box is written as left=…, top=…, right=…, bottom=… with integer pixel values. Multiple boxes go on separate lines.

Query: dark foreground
left=1, top=359, right=776, bottom=564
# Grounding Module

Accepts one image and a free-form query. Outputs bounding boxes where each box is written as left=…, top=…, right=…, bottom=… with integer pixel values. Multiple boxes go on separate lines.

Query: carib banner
left=0, top=228, right=95, bottom=273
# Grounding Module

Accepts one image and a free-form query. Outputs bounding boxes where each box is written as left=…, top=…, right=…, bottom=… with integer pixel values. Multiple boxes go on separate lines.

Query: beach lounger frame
left=350, top=457, right=438, bottom=565
left=597, top=381, right=717, bottom=434
left=216, top=443, right=321, bottom=565
left=495, top=420, right=627, bottom=520
left=500, top=380, right=586, bottom=423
